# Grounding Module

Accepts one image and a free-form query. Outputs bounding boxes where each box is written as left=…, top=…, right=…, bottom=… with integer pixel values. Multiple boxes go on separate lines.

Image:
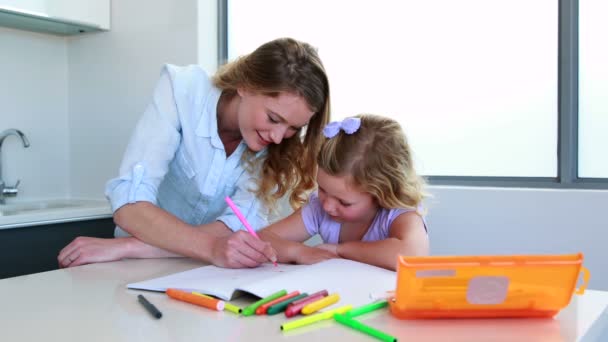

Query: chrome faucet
left=0, top=129, right=30, bottom=204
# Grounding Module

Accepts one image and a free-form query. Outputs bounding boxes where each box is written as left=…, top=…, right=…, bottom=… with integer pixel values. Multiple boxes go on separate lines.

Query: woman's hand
left=293, top=245, right=339, bottom=265
left=58, top=237, right=132, bottom=268
left=210, top=230, right=278, bottom=268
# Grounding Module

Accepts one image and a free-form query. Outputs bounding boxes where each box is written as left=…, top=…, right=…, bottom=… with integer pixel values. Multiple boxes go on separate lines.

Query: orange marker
left=256, top=291, right=300, bottom=315
left=301, top=293, right=340, bottom=315
left=166, top=288, right=225, bottom=311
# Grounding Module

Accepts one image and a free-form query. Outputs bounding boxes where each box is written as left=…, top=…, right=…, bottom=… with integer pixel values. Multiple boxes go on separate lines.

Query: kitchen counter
left=0, top=198, right=112, bottom=229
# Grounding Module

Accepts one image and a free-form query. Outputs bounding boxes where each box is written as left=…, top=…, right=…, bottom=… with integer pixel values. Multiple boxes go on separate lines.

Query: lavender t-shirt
left=301, top=193, right=426, bottom=244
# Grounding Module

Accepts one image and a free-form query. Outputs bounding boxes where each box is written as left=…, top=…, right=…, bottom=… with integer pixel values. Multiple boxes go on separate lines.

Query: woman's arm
left=114, top=202, right=217, bottom=259
left=58, top=235, right=181, bottom=268
left=114, top=202, right=276, bottom=268
left=336, top=211, right=429, bottom=271
left=258, top=209, right=338, bottom=264
left=59, top=206, right=275, bottom=269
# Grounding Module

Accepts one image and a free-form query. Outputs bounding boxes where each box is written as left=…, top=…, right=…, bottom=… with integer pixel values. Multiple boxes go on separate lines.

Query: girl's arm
left=258, top=209, right=338, bottom=264
left=336, top=211, right=429, bottom=271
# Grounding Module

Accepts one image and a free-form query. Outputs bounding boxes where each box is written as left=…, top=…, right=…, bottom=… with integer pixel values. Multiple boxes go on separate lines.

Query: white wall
left=68, top=0, right=203, bottom=199
left=426, top=186, right=608, bottom=290
left=197, top=0, right=218, bottom=75
left=2, top=0, right=211, bottom=201
left=0, top=27, right=70, bottom=200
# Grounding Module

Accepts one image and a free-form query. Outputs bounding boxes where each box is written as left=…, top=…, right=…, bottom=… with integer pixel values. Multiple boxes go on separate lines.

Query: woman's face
left=236, top=89, right=314, bottom=151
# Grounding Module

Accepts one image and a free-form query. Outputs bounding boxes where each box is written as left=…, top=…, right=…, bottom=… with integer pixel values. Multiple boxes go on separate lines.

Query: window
left=579, top=0, right=608, bottom=179
left=224, top=0, right=606, bottom=187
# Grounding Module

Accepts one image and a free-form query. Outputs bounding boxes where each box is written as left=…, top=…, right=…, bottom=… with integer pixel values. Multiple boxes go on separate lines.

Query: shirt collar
left=195, top=85, right=224, bottom=149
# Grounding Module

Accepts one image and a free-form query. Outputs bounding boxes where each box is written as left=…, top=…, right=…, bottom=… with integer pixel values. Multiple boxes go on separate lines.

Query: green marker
left=266, top=293, right=308, bottom=315
left=242, top=290, right=287, bottom=316
left=280, top=305, right=352, bottom=332
left=334, top=314, right=397, bottom=342
left=344, top=300, right=388, bottom=318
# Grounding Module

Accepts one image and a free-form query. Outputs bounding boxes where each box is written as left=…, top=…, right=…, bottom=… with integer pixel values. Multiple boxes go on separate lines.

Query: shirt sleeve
left=387, top=207, right=428, bottom=233
left=301, top=193, right=323, bottom=236
left=216, top=165, right=270, bottom=232
left=104, top=65, right=182, bottom=212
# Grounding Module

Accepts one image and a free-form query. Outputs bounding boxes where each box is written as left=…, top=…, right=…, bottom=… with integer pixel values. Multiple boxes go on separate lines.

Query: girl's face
left=236, top=89, right=314, bottom=151
left=316, top=168, right=378, bottom=223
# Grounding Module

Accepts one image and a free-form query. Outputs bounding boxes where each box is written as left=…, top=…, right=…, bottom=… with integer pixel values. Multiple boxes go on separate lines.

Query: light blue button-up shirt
left=105, top=64, right=269, bottom=237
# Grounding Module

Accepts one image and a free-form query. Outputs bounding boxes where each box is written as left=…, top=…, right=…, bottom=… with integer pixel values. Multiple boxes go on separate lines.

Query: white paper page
left=238, top=259, right=397, bottom=307
left=127, top=263, right=307, bottom=300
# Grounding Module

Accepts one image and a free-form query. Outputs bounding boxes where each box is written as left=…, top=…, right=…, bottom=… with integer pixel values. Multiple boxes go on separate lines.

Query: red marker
left=284, top=290, right=329, bottom=317
left=256, top=291, right=301, bottom=315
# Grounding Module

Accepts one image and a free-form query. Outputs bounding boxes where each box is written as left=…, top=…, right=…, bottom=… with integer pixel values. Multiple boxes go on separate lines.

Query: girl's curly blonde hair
left=318, top=114, right=426, bottom=210
left=213, top=38, right=330, bottom=210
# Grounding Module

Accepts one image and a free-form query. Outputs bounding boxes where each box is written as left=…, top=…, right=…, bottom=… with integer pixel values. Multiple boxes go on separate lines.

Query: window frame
left=218, top=0, right=608, bottom=189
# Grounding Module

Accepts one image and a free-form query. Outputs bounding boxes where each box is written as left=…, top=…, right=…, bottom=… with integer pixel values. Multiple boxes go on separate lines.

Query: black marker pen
left=138, top=294, right=162, bottom=319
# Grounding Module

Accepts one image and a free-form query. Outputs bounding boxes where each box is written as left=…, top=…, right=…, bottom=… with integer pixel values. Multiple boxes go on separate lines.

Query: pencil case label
left=415, top=269, right=456, bottom=278
left=466, top=276, right=509, bottom=305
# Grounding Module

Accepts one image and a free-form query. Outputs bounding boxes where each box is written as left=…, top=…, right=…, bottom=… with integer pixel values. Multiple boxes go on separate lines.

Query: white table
left=1, top=258, right=606, bottom=341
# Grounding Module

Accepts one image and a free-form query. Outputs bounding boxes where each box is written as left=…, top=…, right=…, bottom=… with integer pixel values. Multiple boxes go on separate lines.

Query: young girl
left=258, top=114, right=429, bottom=271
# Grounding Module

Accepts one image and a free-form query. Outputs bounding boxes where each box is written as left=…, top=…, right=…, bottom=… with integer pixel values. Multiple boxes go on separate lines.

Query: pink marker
left=225, top=196, right=277, bottom=266
left=284, top=290, right=329, bottom=317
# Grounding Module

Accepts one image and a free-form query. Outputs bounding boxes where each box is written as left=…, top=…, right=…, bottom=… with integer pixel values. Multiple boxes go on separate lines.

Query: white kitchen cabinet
left=0, top=0, right=110, bottom=35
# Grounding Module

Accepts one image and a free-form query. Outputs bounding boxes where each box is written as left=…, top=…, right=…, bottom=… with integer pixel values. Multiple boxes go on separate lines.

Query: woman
left=58, top=38, right=330, bottom=269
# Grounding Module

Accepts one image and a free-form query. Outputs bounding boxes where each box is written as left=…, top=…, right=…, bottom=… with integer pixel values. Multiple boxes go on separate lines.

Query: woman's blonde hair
left=318, top=114, right=426, bottom=209
left=213, top=38, right=330, bottom=210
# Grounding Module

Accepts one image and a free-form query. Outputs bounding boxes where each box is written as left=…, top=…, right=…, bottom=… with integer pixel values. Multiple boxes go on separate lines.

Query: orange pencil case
left=389, top=253, right=590, bottom=319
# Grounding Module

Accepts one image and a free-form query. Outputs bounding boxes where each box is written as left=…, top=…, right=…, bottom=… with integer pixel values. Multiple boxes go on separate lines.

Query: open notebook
left=128, top=259, right=396, bottom=307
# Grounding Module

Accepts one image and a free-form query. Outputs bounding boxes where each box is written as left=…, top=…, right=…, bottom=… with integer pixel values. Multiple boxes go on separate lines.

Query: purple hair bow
left=323, top=117, right=361, bottom=138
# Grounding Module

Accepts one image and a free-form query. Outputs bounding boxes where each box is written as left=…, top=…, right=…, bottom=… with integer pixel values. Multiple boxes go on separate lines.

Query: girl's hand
left=294, top=245, right=339, bottom=265
left=58, top=237, right=131, bottom=268
left=315, top=243, right=339, bottom=255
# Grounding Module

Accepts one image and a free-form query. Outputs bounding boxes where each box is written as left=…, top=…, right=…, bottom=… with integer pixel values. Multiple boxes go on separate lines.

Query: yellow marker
left=223, top=302, right=242, bottom=314
left=301, top=293, right=340, bottom=315
left=192, top=292, right=241, bottom=314
left=280, top=305, right=352, bottom=332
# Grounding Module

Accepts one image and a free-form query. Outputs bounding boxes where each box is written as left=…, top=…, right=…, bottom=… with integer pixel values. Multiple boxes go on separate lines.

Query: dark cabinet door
left=0, top=218, right=115, bottom=279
